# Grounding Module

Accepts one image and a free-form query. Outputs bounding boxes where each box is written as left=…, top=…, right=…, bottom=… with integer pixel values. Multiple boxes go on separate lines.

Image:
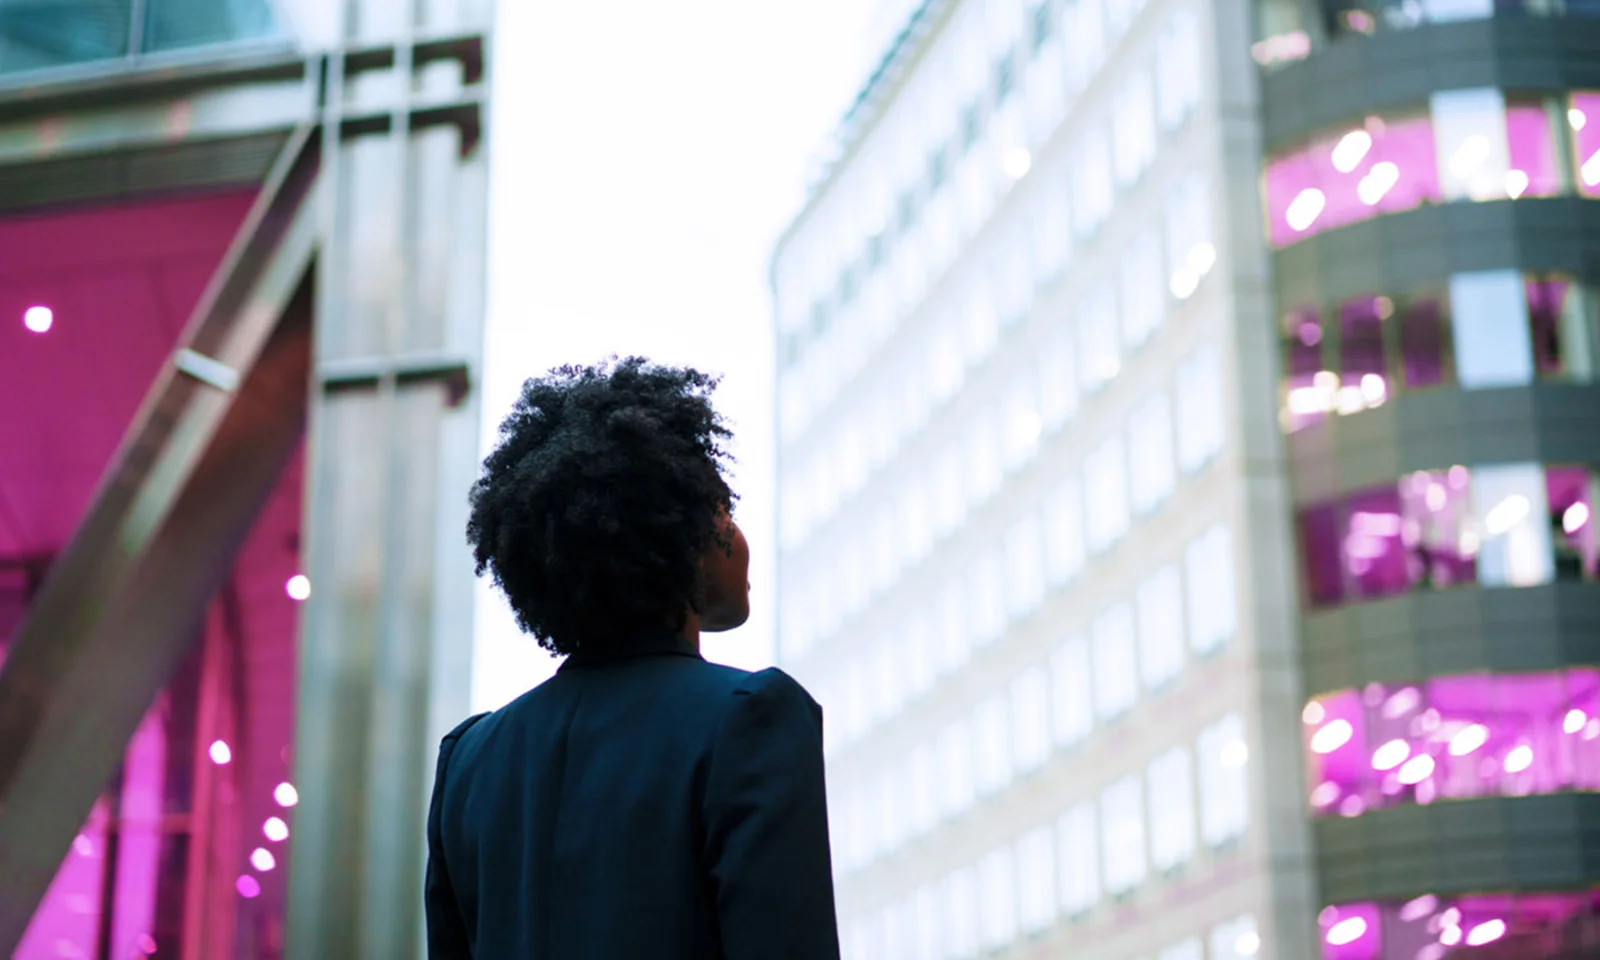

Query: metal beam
left=0, top=124, right=321, bottom=955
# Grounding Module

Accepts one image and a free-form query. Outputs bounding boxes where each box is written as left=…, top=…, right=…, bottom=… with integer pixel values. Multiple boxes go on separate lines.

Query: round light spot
left=209, top=740, right=232, bottom=765
left=274, top=782, right=299, bottom=808
left=24, top=305, right=52, bottom=333
left=236, top=875, right=261, bottom=898
left=1326, top=916, right=1367, bottom=946
left=250, top=847, right=276, bottom=872
left=263, top=816, right=289, bottom=842
left=285, top=575, right=311, bottom=602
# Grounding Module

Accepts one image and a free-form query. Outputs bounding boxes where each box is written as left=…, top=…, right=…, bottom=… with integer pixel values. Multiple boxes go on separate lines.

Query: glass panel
left=1573, top=92, right=1600, bottom=197
left=1397, top=292, right=1449, bottom=388
left=977, top=847, right=1017, bottom=951
left=1451, top=270, right=1534, bottom=388
left=1016, top=825, right=1057, bottom=933
left=1303, top=671, right=1600, bottom=818
left=143, top=0, right=281, bottom=53
left=1147, top=747, right=1196, bottom=871
left=1283, top=305, right=1329, bottom=432
left=1051, top=635, right=1094, bottom=747
left=1400, top=467, right=1477, bottom=589
left=1198, top=714, right=1249, bottom=845
left=1528, top=276, right=1598, bottom=380
left=1137, top=566, right=1186, bottom=691
left=1264, top=114, right=1440, bottom=247
left=1010, top=666, right=1052, bottom=773
left=1099, top=775, right=1146, bottom=894
left=1547, top=466, right=1599, bottom=580
left=1077, top=282, right=1121, bottom=392
left=1431, top=88, right=1511, bottom=202
left=1505, top=102, right=1561, bottom=198
left=1084, top=434, right=1130, bottom=552
left=1057, top=801, right=1100, bottom=915
left=0, top=0, right=131, bottom=74
left=1128, top=391, right=1175, bottom=515
left=1337, top=295, right=1392, bottom=415
left=1471, top=462, right=1553, bottom=587
left=1091, top=602, right=1138, bottom=721
left=1319, top=893, right=1600, bottom=960
left=1299, top=501, right=1347, bottom=605
left=1344, top=484, right=1411, bottom=600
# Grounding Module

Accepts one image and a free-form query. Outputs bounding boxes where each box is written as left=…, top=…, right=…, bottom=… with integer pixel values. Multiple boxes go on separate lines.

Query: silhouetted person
left=426, top=359, right=839, bottom=959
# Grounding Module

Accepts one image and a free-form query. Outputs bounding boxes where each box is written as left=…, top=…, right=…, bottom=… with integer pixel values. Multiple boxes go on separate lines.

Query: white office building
left=769, top=0, right=1318, bottom=956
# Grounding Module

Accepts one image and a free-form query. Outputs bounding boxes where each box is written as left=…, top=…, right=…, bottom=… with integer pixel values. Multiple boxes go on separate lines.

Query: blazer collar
left=558, top=629, right=702, bottom=671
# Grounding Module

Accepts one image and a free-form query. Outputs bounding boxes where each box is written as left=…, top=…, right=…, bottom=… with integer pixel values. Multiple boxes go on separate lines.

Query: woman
left=425, top=358, right=840, bottom=959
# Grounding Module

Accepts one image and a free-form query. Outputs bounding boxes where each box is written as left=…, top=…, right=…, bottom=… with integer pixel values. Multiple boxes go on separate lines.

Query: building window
left=914, top=885, right=942, bottom=960
left=968, top=549, right=1008, bottom=646
left=1129, top=391, right=1176, bottom=516
left=964, top=414, right=1004, bottom=508
left=1155, top=7, right=1202, bottom=130
left=975, top=693, right=1014, bottom=797
left=1045, top=476, right=1087, bottom=585
left=1317, top=894, right=1600, bottom=960
left=1166, top=172, right=1216, bottom=300
left=978, top=847, right=1018, bottom=952
left=1031, top=178, right=1073, bottom=288
left=1121, top=228, right=1165, bottom=348
left=943, top=866, right=979, bottom=959
left=1147, top=746, right=1197, bottom=872
left=1052, top=635, right=1095, bottom=748
left=995, top=52, right=1017, bottom=103
left=1298, top=464, right=1598, bottom=607
left=1064, top=0, right=1107, bottom=92
left=937, top=576, right=971, bottom=674
left=933, top=443, right=965, bottom=537
left=1576, top=92, right=1600, bottom=198
left=1002, top=376, right=1044, bottom=472
left=1085, top=434, right=1131, bottom=553
left=1077, top=281, right=1121, bottom=393
left=1185, top=524, right=1237, bottom=656
left=1011, top=666, right=1053, bottom=774
left=1175, top=345, right=1225, bottom=472
left=910, top=742, right=939, bottom=836
left=1198, top=713, right=1249, bottom=846
left=1016, top=824, right=1058, bottom=934
left=1452, top=269, right=1541, bottom=388
left=1071, top=128, right=1115, bottom=238
left=939, top=717, right=976, bottom=819
left=1091, top=602, right=1139, bottom=721
left=1159, top=939, right=1203, bottom=960
left=1100, top=775, right=1147, bottom=895
left=1303, top=669, right=1600, bottom=819
left=1004, top=517, right=1047, bottom=620
left=1113, top=68, right=1159, bottom=186
left=1057, top=801, right=1100, bottom=915
left=1210, top=915, right=1261, bottom=960
left=1136, top=565, right=1186, bottom=690
left=1038, top=324, right=1080, bottom=431
left=1031, top=2, right=1054, bottom=53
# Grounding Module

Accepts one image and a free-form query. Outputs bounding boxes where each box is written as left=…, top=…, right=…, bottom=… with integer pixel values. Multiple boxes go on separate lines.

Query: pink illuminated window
left=1574, top=92, right=1600, bottom=197
left=1506, top=103, right=1561, bottom=198
left=1264, top=115, right=1440, bottom=247
left=1321, top=892, right=1600, bottom=960
left=1303, top=670, right=1600, bottom=819
left=1281, top=305, right=1327, bottom=433
left=1548, top=466, right=1599, bottom=580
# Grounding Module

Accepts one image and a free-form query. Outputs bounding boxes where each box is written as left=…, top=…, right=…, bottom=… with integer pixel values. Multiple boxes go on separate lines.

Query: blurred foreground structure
left=772, top=0, right=1600, bottom=958
left=0, top=1, right=490, bottom=957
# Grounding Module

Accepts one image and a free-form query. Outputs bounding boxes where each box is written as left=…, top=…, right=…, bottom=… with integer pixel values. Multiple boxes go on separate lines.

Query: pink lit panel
left=1264, top=116, right=1441, bottom=247
left=1321, top=892, right=1600, bottom=959
left=1575, top=93, right=1600, bottom=198
left=1304, top=670, right=1600, bottom=817
left=1506, top=105, right=1561, bottom=198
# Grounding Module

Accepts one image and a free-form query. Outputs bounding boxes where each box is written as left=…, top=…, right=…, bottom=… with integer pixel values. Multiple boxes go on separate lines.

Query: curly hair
left=466, top=357, right=736, bottom=656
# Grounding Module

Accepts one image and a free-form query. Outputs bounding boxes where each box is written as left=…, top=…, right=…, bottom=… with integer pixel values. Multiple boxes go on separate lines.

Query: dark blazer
left=424, top=632, right=841, bottom=959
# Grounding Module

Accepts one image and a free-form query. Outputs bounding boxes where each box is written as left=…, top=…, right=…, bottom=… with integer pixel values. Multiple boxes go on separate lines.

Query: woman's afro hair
left=466, top=357, right=735, bottom=656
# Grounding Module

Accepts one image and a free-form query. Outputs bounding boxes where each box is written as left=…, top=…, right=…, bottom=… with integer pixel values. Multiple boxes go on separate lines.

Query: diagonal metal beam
left=0, top=124, right=322, bottom=954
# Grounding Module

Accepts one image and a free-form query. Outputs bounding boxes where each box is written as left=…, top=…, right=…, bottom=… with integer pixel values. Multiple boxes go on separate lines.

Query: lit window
left=841, top=656, right=866, bottom=743
left=936, top=577, right=971, bottom=674
left=1002, top=375, right=1044, bottom=471
left=1011, top=666, right=1053, bottom=774
left=905, top=609, right=937, bottom=701
left=884, top=895, right=914, bottom=960
left=869, top=630, right=901, bottom=724
left=1052, top=635, right=1095, bottom=748
left=1038, top=324, right=1080, bottom=432
left=870, top=767, right=897, bottom=858
left=1063, top=0, right=1106, bottom=92
left=1100, top=775, right=1147, bottom=895
left=1105, top=0, right=1142, bottom=38
left=1057, top=801, right=1101, bottom=914
left=1159, top=938, right=1203, bottom=960
left=978, top=846, right=1018, bottom=951
left=1198, top=713, right=1249, bottom=846
left=1317, top=895, right=1600, bottom=960
left=1210, top=915, right=1260, bottom=960
left=943, top=866, right=979, bottom=959
left=1003, top=518, right=1047, bottom=621
left=1120, top=229, right=1165, bottom=348
left=1165, top=172, right=1216, bottom=300
left=1091, top=602, right=1139, bottom=721
left=897, top=474, right=933, bottom=570
left=1045, top=477, right=1087, bottom=584
left=961, top=281, right=1000, bottom=366
left=1451, top=270, right=1535, bottom=388
left=910, top=742, right=939, bottom=836
left=939, top=718, right=976, bottom=818
left=1084, top=434, right=1130, bottom=553
left=1128, top=391, right=1176, bottom=516
left=1016, top=825, right=1058, bottom=934
left=964, top=414, right=1004, bottom=507
left=933, top=443, right=965, bottom=536
left=1155, top=7, right=1202, bottom=130
left=1175, top=345, right=1225, bottom=473
left=929, top=315, right=965, bottom=402
left=1113, top=68, right=1158, bottom=186
left=975, top=694, right=1014, bottom=796
left=1136, top=565, right=1186, bottom=690
left=914, top=885, right=942, bottom=960
left=1263, top=114, right=1440, bottom=247
left=1430, top=88, right=1511, bottom=202
left=1472, top=462, right=1554, bottom=587
left=968, top=550, right=1008, bottom=646
left=1528, top=276, right=1599, bottom=382
left=1576, top=92, right=1600, bottom=199
left=1071, top=128, right=1114, bottom=238
left=1185, top=524, right=1237, bottom=656
left=1303, top=670, right=1600, bottom=818
left=1147, top=746, right=1197, bottom=872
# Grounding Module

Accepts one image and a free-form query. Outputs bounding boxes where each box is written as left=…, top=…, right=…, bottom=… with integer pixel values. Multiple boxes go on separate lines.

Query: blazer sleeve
left=703, top=668, right=841, bottom=960
left=426, top=714, right=486, bottom=960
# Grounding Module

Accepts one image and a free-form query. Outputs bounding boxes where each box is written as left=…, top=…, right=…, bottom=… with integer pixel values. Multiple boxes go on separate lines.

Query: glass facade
left=0, top=0, right=283, bottom=76
left=1320, top=893, right=1600, bottom=960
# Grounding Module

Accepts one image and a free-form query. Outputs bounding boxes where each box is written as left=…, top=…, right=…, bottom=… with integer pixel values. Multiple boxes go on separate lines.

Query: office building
left=771, top=0, right=1600, bottom=957
left=0, top=1, right=491, bottom=957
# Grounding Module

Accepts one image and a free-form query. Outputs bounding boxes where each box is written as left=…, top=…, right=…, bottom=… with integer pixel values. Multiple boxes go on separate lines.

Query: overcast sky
left=471, top=1, right=878, bottom=710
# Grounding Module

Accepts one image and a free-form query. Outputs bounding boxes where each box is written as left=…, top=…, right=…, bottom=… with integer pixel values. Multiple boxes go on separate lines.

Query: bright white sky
left=470, top=1, right=879, bottom=711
